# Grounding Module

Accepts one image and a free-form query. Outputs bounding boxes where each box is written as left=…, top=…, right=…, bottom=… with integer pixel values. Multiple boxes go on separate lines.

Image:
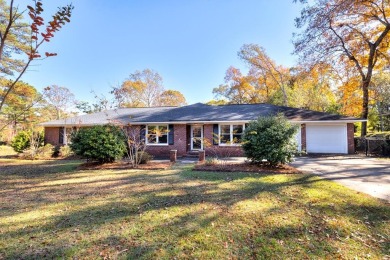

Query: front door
left=191, top=125, right=203, bottom=150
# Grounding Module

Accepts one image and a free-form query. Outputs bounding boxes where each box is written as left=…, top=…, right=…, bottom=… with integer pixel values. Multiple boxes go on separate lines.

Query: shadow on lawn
left=0, top=159, right=82, bottom=176
left=1, top=164, right=389, bottom=259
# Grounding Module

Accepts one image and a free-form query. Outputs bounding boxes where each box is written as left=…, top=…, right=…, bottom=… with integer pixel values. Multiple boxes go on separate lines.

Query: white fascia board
left=295, top=120, right=367, bottom=123
left=41, top=119, right=366, bottom=127
left=41, top=123, right=109, bottom=127
left=129, top=121, right=249, bottom=125
left=130, top=120, right=366, bottom=124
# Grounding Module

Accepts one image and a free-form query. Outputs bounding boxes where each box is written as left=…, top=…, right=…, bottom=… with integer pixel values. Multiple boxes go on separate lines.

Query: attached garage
left=306, top=124, right=348, bottom=154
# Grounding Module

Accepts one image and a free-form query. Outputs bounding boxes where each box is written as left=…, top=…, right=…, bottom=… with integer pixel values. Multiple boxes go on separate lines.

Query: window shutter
left=140, top=125, right=146, bottom=142
left=59, top=127, right=64, bottom=145
left=168, top=124, right=174, bottom=145
left=213, top=124, right=219, bottom=145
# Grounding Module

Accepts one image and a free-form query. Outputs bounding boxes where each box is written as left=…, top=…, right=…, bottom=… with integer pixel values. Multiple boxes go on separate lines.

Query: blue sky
left=19, top=0, right=302, bottom=105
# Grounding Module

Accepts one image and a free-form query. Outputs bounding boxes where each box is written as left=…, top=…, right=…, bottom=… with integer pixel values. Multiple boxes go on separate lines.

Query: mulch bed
left=78, top=161, right=173, bottom=171
left=194, top=162, right=302, bottom=174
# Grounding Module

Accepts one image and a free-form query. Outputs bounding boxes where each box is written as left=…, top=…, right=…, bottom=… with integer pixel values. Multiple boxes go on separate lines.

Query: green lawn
left=0, top=155, right=389, bottom=259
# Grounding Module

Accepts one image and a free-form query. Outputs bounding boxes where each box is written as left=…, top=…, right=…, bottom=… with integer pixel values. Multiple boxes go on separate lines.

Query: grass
left=0, top=145, right=16, bottom=157
left=0, top=151, right=389, bottom=259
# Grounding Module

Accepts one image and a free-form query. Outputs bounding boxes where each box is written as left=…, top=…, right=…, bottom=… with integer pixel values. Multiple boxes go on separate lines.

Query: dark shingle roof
left=41, top=103, right=363, bottom=126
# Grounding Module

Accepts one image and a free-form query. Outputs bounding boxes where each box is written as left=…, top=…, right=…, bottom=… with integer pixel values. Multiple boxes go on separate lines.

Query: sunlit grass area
left=0, top=145, right=16, bottom=157
left=0, top=157, right=389, bottom=259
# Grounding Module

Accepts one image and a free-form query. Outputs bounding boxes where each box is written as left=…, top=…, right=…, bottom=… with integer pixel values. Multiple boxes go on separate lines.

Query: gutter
left=40, top=119, right=367, bottom=127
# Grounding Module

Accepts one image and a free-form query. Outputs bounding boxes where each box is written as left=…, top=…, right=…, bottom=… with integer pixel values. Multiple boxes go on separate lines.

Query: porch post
left=170, top=150, right=177, bottom=162
left=198, top=150, right=205, bottom=162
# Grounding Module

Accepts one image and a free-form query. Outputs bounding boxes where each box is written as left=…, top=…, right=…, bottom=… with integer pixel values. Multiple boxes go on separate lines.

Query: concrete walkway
left=291, top=155, right=390, bottom=202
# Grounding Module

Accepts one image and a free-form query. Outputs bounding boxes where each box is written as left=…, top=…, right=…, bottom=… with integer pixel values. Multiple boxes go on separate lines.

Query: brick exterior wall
left=144, top=124, right=188, bottom=157
left=45, top=123, right=355, bottom=157
left=347, top=123, right=355, bottom=154
left=44, top=127, right=60, bottom=146
left=144, top=124, right=245, bottom=158
left=203, top=124, right=244, bottom=157
left=301, top=124, right=306, bottom=152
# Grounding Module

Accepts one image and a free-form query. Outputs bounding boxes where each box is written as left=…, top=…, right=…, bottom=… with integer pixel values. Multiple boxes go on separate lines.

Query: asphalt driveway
left=291, top=155, right=390, bottom=202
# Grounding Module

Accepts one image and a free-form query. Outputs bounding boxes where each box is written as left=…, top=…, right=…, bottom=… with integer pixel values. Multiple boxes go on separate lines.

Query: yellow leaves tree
left=159, top=90, right=187, bottom=107
left=213, top=44, right=293, bottom=106
left=294, top=0, right=390, bottom=135
left=289, top=64, right=339, bottom=112
left=238, top=44, right=291, bottom=106
left=338, top=76, right=363, bottom=117
left=112, top=69, right=187, bottom=107
left=112, top=69, right=165, bottom=107
left=0, top=80, right=41, bottom=140
left=212, top=66, right=259, bottom=104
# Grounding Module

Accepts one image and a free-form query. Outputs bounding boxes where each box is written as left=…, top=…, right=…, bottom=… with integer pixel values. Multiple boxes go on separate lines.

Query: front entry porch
left=190, top=125, right=203, bottom=151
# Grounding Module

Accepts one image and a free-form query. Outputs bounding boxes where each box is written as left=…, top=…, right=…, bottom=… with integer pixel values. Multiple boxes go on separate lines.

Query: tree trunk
left=361, top=80, right=369, bottom=136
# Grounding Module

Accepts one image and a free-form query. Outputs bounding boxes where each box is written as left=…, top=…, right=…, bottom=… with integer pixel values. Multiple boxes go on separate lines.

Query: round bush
left=69, top=125, right=127, bottom=163
left=11, top=131, right=31, bottom=153
left=242, top=114, right=298, bottom=166
left=10, top=131, right=44, bottom=153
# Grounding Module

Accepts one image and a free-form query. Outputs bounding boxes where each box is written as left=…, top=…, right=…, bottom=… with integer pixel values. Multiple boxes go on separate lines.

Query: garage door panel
left=306, top=125, right=347, bottom=154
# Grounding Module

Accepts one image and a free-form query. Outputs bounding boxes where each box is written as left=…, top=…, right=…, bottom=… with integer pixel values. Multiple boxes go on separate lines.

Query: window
left=146, top=125, right=168, bottom=145
left=219, top=124, right=245, bottom=145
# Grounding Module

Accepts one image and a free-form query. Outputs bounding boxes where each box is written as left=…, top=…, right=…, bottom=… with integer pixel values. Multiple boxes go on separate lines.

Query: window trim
left=146, top=124, right=169, bottom=146
left=218, top=123, right=245, bottom=146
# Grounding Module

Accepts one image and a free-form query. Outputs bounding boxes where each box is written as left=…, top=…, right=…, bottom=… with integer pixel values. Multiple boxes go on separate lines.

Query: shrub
left=10, top=131, right=44, bottom=153
left=11, top=131, right=31, bottom=153
left=69, top=125, right=127, bottom=163
left=37, top=144, right=55, bottom=159
left=205, top=157, right=218, bottom=166
left=19, top=144, right=54, bottom=160
left=242, top=114, right=298, bottom=166
left=59, top=145, right=74, bottom=157
left=137, top=151, right=153, bottom=164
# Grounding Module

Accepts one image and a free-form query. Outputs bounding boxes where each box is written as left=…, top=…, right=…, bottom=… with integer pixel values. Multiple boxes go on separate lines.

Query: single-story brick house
left=41, top=103, right=365, bottom=157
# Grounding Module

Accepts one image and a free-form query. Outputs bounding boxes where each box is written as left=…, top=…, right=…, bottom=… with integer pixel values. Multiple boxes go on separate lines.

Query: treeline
left=0, top=68, right=187, bottom=142
left=209, top=44, right=390, bottom=133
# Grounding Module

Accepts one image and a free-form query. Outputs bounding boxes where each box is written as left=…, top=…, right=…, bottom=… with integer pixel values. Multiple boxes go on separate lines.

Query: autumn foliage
left=26, top=1, right=73, bottom=59
left=0, top=0, right=73, bottom=112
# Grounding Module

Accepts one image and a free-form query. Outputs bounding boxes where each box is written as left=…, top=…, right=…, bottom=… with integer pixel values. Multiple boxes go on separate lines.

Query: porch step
left=186, top=150, right=199, bottom=157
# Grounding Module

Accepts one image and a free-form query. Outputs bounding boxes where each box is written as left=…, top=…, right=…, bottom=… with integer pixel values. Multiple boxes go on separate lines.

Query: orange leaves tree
left=238, top=44, right=291, bottom=106
left=212, top=66, right=259, bottom=104
left=294, top=0, right=390, bottom=136
left=213, top=45, right=292, bottom=106
left=0, top=0, right=73, bottom=112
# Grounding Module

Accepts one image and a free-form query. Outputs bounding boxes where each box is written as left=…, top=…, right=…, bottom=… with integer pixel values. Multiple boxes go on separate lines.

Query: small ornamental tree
left=70, top=125, right=127, bottom=163
left=242, top=114, right=298, bottom=166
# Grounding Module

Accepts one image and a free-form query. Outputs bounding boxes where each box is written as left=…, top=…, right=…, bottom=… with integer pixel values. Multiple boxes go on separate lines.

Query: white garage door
left=306, top=124, right=347, bottom=154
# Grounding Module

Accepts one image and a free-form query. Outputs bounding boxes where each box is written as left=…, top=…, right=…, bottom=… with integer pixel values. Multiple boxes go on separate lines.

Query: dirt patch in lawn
left=78, top=161, right=173, bottom=171
left=194, top=162, right=302, bottom=174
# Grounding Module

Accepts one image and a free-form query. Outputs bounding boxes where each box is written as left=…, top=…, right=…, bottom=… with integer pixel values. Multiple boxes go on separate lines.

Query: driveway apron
left=291, top=156, right=390, bottom=202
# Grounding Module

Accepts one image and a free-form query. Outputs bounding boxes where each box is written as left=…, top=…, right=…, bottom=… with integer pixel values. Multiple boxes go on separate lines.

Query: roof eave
left=41, top=119, right=367, bottom=127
